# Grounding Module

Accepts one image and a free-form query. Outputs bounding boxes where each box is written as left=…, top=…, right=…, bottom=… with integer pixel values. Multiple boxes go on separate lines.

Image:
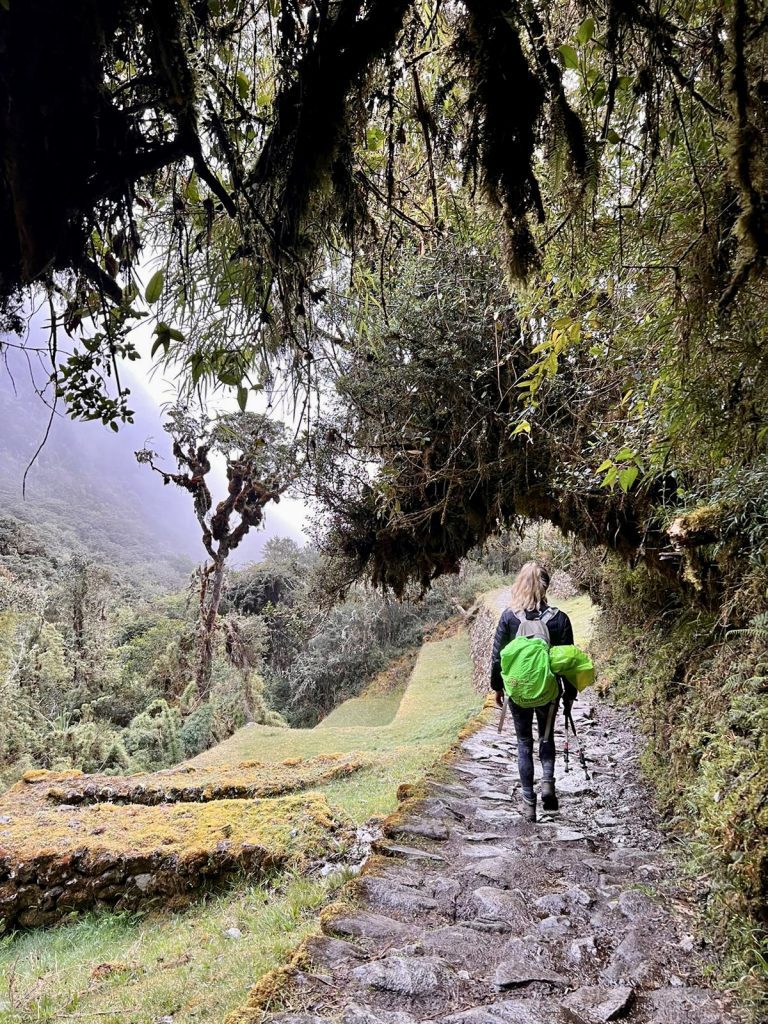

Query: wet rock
left=373, top=841, right=446, bottom=862
left=534, top=893, right=566, bottom=916
left=464, top=832, right=506, bottom=843
left=356, top=876, right=439, bottom=914
left=602, top=927, right=663, bottom=984
left=471, top=857, right=518, bottom=885
left=389, top=817, right=450, bottom=841
left=421, top=925, right=493, bottom=967
left=325, top=910, right=411, bottom=942
left=471, top=887, right=531, bottom=927
left=303, top=935, right=365, bottom=969
left=351, top=954, right=455, bottom=996
left=536, top=915, right=572, bottom=939
left=494, top=961, right=568, bottom=989
left=617, top=889, right=661, bottom=922
left=342, top=1004, right=417, bottom=1024
left=265, top=1016, right=331, bottom=1024
left=568, top=936, right=597, bottom=962
left=640, top=986, right=737, bottom=1024
left=442, top=1000, right=564, bottom=1024
left=560, top=985, right=635, bottom=1022
left=462, top=843, right=508, bottom=860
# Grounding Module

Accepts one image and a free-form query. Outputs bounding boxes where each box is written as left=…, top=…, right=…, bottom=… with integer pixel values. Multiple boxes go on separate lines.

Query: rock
left=420, top=925, right=493, bottom=967
left=536, top=915, right=572, bottom=939
left=463, top=832, right=506, bottom=843
left=461, top=843, right=508, bottom=860
left=640, top=986, right=736, bottom=1024
left=441, top=1000, right=562, bottom=1024
left=494, top=961, right=568, bottom=989
left=601, top=927, right=662, bottom=984
left=534, top=893, right=566, bottom=916
left=373, top=841, right=446, bottom=862
left=132, top=873, right=153, bottom=892
left=471, top=857, right=517, bottom=885
left=223, top=927, right=242, bottom=939
left=390, top=817, right=449, bottom=841
left=560, top=985, right=635, bottom=1022
left=568, top=936, right=597, bottom=962
left=325, top=910, right=411, bottom=942
left=356, top=876, right=439, bottom=914
left=303, top=935, right=364, bottom=969
left=265, top=1016, right=331, bottom=1024
left=617, top=889, right=660, bottom=922
left=351, top=955, right=455, bottom=996
left=0, top=816, right=12, bottom=825
left=471, top=887, right=531, bottom=927
left=342, top=1004, right=417, bottom=1024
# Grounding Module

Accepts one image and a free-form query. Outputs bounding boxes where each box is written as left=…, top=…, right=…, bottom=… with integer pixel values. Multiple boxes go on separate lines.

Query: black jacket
left=490, top=604, right=575, bottom=698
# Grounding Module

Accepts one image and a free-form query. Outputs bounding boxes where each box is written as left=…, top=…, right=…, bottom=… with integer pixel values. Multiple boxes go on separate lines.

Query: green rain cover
left=549, top=644, right=595, bottom=692
left=500, top=636, right=559, bottom=708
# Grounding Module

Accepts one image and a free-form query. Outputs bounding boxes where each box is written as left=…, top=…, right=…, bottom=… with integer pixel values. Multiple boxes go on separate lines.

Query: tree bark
left=196, top=555, right=226, bottom=700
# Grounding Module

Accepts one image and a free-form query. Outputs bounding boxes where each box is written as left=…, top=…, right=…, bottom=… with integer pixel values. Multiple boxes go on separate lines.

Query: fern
left=725, top=612, right=768, bottom=643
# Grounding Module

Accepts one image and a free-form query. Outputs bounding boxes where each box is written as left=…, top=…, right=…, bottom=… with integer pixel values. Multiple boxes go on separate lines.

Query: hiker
left=490, top=561, right=577, bottom=822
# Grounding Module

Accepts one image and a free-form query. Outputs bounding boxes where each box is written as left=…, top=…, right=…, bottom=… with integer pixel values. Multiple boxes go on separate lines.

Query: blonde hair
left=508, top=561, right=550, bottom=612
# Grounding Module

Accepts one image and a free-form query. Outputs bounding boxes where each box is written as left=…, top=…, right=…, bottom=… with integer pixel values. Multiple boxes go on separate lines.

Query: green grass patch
left=0, top=872, right=348, bottom=1024
left=315, top=689, right=405, bottom=729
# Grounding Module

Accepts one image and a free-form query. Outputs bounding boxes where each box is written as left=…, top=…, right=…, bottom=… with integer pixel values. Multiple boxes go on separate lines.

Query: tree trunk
left=196, top=556, right=226, bottom=700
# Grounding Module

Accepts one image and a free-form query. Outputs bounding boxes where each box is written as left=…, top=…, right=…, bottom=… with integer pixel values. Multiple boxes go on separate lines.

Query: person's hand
left=495, top=691, right=504, bottom=709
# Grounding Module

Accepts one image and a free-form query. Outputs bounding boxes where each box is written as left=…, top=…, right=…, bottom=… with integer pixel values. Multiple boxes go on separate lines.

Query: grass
left=0, top=629, right=482, bottom=1022
left=0, top=872, right=349, bottom=1023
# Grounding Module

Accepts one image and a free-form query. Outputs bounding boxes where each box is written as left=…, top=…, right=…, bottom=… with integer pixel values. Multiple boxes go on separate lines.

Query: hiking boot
left=541, top=779, right=559, bottom=811
left=520, top=793, right=537, bottom=822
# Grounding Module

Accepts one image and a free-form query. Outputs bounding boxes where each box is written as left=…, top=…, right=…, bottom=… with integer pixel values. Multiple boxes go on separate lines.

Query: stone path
left=244, top=691, right=741, bottom=1024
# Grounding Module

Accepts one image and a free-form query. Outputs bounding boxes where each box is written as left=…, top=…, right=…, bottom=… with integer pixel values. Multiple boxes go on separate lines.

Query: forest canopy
left=1, top=0, right=767, bottom=611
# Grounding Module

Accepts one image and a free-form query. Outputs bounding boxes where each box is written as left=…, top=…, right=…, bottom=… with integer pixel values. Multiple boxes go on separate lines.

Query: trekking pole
left=497, top=695, right=508, bottom=733
left=563, top=701, right=571, bottom=774
left=565, top=704, right=590, bottom=780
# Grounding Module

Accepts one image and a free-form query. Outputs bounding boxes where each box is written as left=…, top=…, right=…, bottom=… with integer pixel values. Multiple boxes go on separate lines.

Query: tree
left=136, top=408, right=301, bottom=696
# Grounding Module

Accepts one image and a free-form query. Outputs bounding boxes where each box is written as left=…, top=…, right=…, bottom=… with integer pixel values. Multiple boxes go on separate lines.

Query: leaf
left=619, top=466, right=639, bottom=492
left=596, top=458, right=613, bottom=473
left=575, top=18, right=595, bottom=44
left=236, top=71, right=250, bottom=101
left=558, top=44, right=579, bottom=71
left=237, top=385, right=248, bottom=411
left=512, top=420, right=531, bottom=436
left=145, top=270, right=164, bottom=305
left=613, top=446, right=634, bottom=462
left=606, top=128, right=621, bottom=144
left=190, top=353, right=206, bottom=385
left=601, top=466, right=618, bottom=489
left=110, top=421, right=119, bottom=433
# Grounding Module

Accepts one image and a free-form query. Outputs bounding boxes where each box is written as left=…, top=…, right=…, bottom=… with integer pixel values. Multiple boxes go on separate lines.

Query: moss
left=19, top=753, right=371, bottom=809
left=594, top=589, right=768, bottom=1017
left=0, top=791, right=352, bottom=863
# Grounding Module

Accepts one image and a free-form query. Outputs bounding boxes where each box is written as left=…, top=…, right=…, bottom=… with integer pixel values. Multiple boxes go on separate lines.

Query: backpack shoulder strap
left=539, top=605, right=559, bottom=624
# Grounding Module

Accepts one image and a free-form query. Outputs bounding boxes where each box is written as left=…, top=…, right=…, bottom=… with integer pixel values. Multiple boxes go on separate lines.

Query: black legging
left=508, top=698, right=559, bottom=799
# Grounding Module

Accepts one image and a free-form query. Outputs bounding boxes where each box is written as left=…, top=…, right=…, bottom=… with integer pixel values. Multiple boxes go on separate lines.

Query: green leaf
left=145, top=270, right=164, bottom=305
left=575, top=18, right=595, bottom=44
left=512, top=420, right=531, bottom=436
left=190, top=353, right=206, bottom=385
left=606, top=128, right=621, bottom=144
left=596, top=458, right=613, bottom=473
left=236, top=71, right=250, bottom=101
left=619, top=466, right=639, bottom=492
left=601, top=466, right=618, bottom=489
left=236, top=385, right=248, bottom=411
left=613, top=446, right=634, bottom=462
left=558, top=44, right=579, bottom=70
left=110, top=421, right=119, bottom=433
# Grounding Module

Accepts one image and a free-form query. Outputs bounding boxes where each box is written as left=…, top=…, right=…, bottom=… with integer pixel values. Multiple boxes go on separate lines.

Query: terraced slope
left=229, top=688, right=740, bottom=1024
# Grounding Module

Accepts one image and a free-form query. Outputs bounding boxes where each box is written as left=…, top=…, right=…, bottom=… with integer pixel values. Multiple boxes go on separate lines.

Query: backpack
left=499, top=606, right=560, bottom=709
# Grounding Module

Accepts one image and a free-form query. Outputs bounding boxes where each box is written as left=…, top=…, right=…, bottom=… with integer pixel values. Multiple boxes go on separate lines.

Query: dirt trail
left=242, top=687, right=741, bottom=1024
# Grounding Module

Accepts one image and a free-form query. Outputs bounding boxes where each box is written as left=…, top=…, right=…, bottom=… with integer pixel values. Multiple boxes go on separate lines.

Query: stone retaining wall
left=0, top=793, right=353, bottom=931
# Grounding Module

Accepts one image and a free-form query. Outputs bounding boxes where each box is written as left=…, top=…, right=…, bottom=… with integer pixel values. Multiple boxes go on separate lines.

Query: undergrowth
left=592, top=563, right=768, bottom=1020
